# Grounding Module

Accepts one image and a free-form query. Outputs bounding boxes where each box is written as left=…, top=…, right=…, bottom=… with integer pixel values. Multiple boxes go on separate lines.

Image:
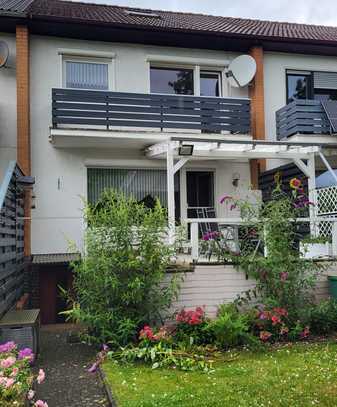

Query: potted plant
left=300, top=236, right=332, bottom=259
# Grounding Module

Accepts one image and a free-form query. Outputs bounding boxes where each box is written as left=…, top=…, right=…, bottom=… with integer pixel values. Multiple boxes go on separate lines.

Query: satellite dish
left=0, top=41, right=9, bottom=68
left=226, top=55, right=257, bottom=88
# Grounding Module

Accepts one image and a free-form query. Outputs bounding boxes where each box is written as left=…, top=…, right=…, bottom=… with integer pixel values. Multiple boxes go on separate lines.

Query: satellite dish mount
left=226, top=55, right=257, bottom=88
left=0, top=41, right=9, bottom=68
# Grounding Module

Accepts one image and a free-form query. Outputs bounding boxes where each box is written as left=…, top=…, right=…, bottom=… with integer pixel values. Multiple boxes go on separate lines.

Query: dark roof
left=20, top=0, right=337, bottom=44
left=3, top=0, right=337, bottom=53
left=0, top=0, right=34, bottom=13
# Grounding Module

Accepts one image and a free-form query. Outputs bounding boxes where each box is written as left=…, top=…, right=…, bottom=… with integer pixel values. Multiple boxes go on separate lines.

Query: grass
left=102, top=341, right=337, bottom=407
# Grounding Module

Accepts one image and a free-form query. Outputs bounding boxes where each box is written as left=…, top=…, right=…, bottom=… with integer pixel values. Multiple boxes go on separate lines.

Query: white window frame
left=61, top=54, right=115, bottom=91
left=148, top=62, right=226, bottom=97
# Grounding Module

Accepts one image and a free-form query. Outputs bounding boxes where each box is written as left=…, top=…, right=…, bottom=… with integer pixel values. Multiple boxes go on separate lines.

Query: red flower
left=271, top=315, right=281, bottom=325
left=260, top=331, right=272, bottom=342
left=176, top=307, right=205, bottom=326
left=139, top=325, right=156, bottom=341
left=300, top=326, right=310, bottom=339
left=273, top=307, right=288, bottom=317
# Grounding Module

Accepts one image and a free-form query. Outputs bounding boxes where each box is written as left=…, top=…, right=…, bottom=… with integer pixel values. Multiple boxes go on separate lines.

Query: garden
left=62, top=176, right=337, bottom=406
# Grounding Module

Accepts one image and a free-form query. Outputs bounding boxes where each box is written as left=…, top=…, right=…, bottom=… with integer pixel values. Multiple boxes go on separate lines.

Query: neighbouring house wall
left=29, top=34, right=251, bottom=254
left=169, top=263, right=334, bottom=316
left=0, top=33, right=17, bottom=182
left=264, top=51, right=337, bottom=170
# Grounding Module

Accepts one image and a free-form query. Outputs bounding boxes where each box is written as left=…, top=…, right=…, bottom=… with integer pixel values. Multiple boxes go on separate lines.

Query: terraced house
left=1, top=0, right=337, bottom=323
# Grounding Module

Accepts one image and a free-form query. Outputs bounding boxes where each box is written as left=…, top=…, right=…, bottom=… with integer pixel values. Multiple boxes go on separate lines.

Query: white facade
left=0, top=33, right=17, bottom=181
left=29, top=35, right=251, bottom=254
left=3, top=32, right=337, bottom=254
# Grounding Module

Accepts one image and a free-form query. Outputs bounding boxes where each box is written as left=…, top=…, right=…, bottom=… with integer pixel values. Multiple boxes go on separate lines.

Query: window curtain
left=87, top=168, right=169, bottom=206
left=66, top=61, right=109, bottom=90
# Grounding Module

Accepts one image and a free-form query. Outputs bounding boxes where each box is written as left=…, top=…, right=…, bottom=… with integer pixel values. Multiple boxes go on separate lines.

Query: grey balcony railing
left=0, top=162, right=25, bottom=317
left=276, top=99, right=331, bottom=140
left=52, top=88, right=250, bottom=134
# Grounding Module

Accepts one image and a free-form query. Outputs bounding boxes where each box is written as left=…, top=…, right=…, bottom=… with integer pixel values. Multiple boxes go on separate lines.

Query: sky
left=72, top=0, right=337, bottom=26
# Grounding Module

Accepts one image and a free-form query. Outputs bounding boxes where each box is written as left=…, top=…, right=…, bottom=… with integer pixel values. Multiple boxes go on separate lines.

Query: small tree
left=65, top=190, right=179, bottom=346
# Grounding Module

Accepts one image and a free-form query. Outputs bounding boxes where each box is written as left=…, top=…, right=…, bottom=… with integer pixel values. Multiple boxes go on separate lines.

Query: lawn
left=102, top=342, right=337, bottom=407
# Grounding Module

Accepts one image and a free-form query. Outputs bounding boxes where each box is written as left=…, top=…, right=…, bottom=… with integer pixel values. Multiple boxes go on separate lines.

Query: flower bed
left=0, top=341, right=47, bottom=407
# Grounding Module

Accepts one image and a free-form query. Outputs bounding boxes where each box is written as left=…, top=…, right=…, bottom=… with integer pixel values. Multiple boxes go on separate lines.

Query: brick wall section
left=249, top=46, right=266, bottom=189
left=16, top=25, right=31, bottom=256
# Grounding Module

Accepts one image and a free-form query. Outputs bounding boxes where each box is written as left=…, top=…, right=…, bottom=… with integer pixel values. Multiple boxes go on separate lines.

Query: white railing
left=185, top=217, right=337, bottom=262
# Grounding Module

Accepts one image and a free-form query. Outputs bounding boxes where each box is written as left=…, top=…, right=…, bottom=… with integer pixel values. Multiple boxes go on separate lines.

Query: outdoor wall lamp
left=178, top=144, right=194, bottom=156
left=232, top=172, right=240, bottom=187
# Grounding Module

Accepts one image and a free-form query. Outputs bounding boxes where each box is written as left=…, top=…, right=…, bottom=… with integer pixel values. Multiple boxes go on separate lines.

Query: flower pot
left=300, top=242, right=332, bottom=259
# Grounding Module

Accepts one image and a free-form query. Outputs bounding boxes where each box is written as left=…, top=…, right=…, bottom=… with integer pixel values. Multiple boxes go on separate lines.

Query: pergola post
left=166, top=141, right=175, bottom=244
left=293, top=154, right=317, bottom=236
left=307, top=154, right=318, bottom=236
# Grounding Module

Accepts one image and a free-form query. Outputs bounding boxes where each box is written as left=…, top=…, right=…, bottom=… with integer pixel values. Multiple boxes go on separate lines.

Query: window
left=200, top=71, right=221, bottom=97
left=150, top=67, right=194, bottom=95
left=286, top=72, right=312, bottom=103
left=64, top=60, right=109, bottom=90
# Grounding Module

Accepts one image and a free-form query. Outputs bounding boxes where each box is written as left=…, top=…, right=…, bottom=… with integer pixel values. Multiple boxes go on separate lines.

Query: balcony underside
left=49, top=127, right=252, bottom=149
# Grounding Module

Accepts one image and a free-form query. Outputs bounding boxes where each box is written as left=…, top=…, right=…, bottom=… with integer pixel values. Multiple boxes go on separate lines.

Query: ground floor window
left=87, top=168, right=180, bottom=216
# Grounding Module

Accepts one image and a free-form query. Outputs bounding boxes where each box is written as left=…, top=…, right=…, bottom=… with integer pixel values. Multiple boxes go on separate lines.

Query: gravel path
left=35, top=325, right=109, bottom=407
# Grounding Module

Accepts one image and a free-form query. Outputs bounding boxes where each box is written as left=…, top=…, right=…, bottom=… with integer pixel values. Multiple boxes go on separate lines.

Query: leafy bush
left=309, top=299, right=337, bottom=334
left=107, top=325, right=214, bottom=372
left=0, top=341, right=46, bottom=407
left=206, top=304, right=258, bottom=348
left=65, top=190, right=180, bottom=346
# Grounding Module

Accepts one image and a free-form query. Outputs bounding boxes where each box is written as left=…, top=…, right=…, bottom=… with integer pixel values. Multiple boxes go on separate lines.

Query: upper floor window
left=286, top=71, right=312, bottom=103
left=64, top=60, right=109, bottom=90
left=200, top=71, right=221, bottom=97
left=150, top=67, right=194, bottom=95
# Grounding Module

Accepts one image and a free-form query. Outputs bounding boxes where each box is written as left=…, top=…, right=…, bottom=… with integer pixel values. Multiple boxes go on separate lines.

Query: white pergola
left=146, top=136, right=337, bottom=242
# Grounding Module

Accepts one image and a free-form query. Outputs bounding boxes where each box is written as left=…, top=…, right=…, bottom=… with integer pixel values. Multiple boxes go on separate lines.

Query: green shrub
left=206, top=304, right=258, bottom=348
left=309, top=299, right=337, bottom=334
left=173, top=307, right=213, bottom=346
left=64, top=190, right=180, bottom=346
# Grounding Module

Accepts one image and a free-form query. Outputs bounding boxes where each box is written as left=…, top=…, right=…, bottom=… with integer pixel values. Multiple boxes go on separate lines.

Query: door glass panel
left=150, top=67, right=194, bottom=95
left=200, top=71, right=221, bottom=97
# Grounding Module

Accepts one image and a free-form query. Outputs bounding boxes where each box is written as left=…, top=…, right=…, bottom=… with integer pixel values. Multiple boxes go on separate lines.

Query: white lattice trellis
left=316, top=186, right=337, bottom=237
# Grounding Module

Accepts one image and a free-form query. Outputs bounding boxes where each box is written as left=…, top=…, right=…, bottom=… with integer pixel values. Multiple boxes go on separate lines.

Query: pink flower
left=5, top=378, right=15, bottom=388
left=10, top=367, right=19, bottom=377
left=271, top=315, right=281, bottom=325
left=280, top=272, right=288, bottom=282
left=28, top=390, right=35, bottom=400
left=0, top=341, right=16, bottom=353
left=19, top=348, right=35, bottom=364
left=300, top=326, right=310, bottom=339
left=35, top=400, right=48, bottom=407
left=37, top=369, right=46, bottom=384
left=1, top=356, right=16, bottom=368
left=219, top=195, right=232, bottom=204
left=87, top=362, right=98, bottom=373
left=139, top=326, right=156, bottom=341
left=260, top=331, right=272, bottom=342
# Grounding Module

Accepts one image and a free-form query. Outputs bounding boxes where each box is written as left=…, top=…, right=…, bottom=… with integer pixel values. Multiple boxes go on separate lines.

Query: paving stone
left=35, top=326, right=109, bottom=407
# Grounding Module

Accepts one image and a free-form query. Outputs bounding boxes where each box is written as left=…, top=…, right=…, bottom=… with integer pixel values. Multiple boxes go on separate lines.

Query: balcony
left=51, top=88, right=250, bottom=135
left=276, top=100, right=331, bottom=140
